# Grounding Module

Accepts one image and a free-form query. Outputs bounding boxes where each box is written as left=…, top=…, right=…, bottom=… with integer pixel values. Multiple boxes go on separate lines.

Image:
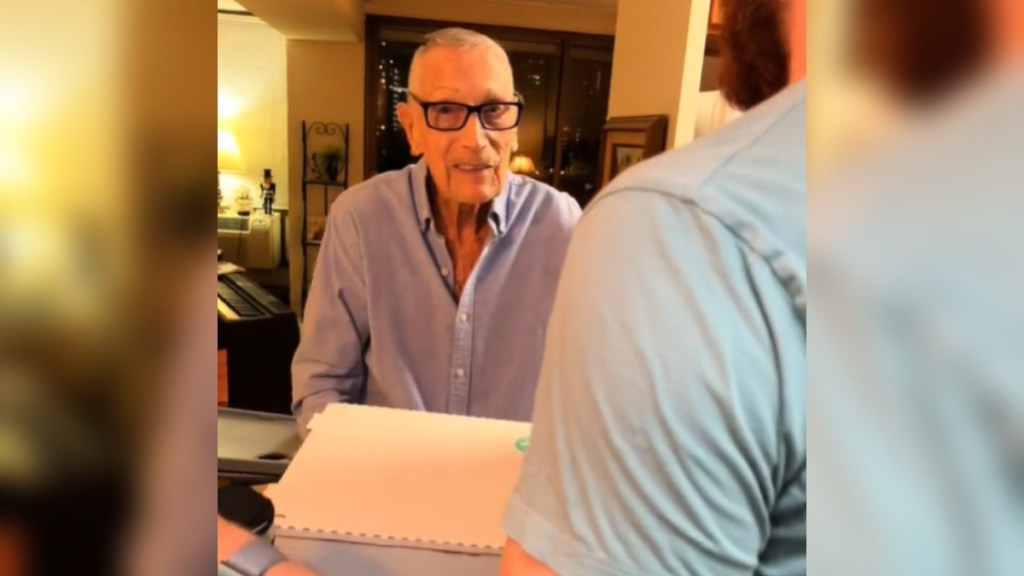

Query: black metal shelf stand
left=300, top=120, right=349, bottom=309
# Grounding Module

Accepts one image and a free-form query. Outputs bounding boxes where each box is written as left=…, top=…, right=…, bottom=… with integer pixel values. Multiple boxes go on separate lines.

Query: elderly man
left=292, top=28, right=580, bottom=433
left=500, top=0, right=807, bottom=574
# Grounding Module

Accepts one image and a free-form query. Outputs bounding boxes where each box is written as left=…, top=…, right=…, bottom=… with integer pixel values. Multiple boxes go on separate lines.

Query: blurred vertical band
left=0, top=0, right=216, bottom=574
left=809, top=1, right=1024, bottom=574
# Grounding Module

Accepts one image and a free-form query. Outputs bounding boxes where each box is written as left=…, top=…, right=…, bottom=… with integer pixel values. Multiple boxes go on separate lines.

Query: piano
left=218, top=270, right=299, bottom=414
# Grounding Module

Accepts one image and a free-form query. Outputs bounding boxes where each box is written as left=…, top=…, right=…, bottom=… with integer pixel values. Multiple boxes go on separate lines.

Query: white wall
left=606, top=0, right=710, bottom=148
left=218, top=14, right=289, bottom=209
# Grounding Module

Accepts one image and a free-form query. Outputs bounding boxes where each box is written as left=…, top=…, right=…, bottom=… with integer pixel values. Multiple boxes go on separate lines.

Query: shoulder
left=327, top=164, right=417, bottom=223
left=598, top=81, right=805, bottom=217
left=586, top=83, right=807, bottom=307
left=507, top=174, right=582, bottom=228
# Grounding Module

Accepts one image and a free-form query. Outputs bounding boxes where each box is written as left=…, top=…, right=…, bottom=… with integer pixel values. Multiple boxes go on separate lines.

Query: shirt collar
left=411, top=158, right=514, bottom=237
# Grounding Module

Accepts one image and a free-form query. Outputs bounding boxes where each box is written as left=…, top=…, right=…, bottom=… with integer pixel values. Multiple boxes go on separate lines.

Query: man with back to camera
left=291, top=28, right=581, bottom=435
left=500, top=0, right=807, bottom=574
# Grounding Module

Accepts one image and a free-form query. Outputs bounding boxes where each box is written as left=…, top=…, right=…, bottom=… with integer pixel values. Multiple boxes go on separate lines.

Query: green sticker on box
left=515, top=437, right=529, bottom=453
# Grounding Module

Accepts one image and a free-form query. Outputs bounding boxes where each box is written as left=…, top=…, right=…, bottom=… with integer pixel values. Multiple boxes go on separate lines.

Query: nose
left=455, top=111, right=489, bottom=150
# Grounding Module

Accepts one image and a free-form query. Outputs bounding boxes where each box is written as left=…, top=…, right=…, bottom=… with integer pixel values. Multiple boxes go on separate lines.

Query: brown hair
left=851, top=0, right=986, bottom=102
left=717, top=0, right=790, bottom=111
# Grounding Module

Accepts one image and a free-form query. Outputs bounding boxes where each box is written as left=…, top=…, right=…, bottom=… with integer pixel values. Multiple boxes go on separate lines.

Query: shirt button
left=458, top=313, right=469, bottom=323
left=441, top=267, right=450, bottom=277
left=454, top=368, right=465, bottom=379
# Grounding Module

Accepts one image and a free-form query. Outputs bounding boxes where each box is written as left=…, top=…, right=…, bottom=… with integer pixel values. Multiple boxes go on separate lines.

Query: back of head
left=851, top=0, right=987, bottom=104
left=717, top=0, right=790, bottom=111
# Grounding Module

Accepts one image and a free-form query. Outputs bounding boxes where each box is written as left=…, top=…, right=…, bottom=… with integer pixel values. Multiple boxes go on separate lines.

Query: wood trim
left=543, top=41, right=565, bottom=186
left=550, top=39, right=572, bottom=190
left=705, top=0, right=723, bottom=56
left=602, top=115, right=668, bottom=155
left=705, top=32, right=722, bottom=57
left=363, top=19, right=384, bottom=178
left=708, top=0, right=724, bottom=33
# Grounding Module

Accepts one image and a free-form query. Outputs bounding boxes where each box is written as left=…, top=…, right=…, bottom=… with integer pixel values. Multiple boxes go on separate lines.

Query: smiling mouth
left=453, top=163, right=495, bottom=173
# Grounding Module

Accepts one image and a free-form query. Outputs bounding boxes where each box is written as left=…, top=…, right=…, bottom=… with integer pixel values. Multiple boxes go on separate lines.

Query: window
left=365, top=17, right=613, bottom=207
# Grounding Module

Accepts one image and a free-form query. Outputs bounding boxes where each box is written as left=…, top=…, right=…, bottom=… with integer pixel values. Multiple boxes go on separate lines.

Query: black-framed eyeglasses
left=406, top=91, right=524, bottom=132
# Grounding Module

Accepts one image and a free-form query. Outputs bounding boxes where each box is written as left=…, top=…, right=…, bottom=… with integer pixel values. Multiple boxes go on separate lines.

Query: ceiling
left=217, top=0, right=618, bottom=41
left=217, top=0, right=249, bottom=12
left=219, top=0, right=616, bottom=13
left=483, top=0, right=616, bottom=10
left=221, top=0, right=363, bottom=41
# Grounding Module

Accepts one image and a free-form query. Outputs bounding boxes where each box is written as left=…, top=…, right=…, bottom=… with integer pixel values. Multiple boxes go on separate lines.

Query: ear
left=397, top=102, right=424, bottom=157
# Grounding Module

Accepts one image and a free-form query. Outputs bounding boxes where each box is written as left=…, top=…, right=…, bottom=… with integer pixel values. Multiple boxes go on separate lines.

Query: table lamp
left=509, top=152, right=537, bottom=176
left=218, top=129, right=246, bottom=212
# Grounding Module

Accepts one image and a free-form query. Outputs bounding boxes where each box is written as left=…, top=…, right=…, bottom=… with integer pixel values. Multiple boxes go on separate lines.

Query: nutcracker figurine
left=259, top=168, right=277, bottom=215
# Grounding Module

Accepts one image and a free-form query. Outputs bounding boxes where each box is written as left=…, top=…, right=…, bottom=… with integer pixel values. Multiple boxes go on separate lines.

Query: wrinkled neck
left=427, top=176, right=490, bottom=241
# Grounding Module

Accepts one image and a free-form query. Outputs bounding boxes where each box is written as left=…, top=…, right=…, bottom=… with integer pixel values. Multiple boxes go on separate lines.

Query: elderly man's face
left=398, top=45, right=518, bottom=205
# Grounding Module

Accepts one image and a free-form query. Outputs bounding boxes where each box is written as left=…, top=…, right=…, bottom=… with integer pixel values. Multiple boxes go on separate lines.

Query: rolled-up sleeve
left=503, top=190, right=798, bottom=575
left=291, top=201, right=370, bottom=434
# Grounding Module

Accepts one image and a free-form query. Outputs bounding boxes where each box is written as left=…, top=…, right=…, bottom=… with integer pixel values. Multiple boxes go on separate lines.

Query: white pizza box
left=266, top=403, right=531, bottom=576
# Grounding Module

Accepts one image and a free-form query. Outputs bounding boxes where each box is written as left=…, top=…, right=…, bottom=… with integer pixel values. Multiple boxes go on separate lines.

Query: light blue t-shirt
left=807, top=71, right=1024, bottom=576
left=504, top=82, right=806, bottom=575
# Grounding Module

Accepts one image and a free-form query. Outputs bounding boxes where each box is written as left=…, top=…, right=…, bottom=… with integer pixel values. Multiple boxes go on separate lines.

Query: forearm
left=293, top=209, right=369, bottom=426
left=292, top=385, right=349, bottom=436
left=218, top=517, right=321, bottom=576
left=292, top=353, right=366, bottom=434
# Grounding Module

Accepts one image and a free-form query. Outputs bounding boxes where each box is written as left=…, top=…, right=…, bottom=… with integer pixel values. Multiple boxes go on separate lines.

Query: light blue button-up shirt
left=292, top=160, right=581, bottom=432
left=505, top=82, right=806, bottom=575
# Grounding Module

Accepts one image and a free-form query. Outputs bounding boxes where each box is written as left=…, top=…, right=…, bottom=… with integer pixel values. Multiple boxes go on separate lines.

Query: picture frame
left=306, top=215, right=327, bottom=244
left=611, top=144, right=645, bottom=179
left=598, top=115, right=669, bottom=188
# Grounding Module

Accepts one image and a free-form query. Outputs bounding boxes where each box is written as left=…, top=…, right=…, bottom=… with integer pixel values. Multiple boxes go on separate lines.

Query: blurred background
left=1, top=0, right=214, bottom=574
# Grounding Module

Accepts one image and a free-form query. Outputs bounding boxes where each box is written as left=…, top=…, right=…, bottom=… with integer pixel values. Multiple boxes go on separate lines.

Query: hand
left=217, top=515, right=252, bottom=563
left=217, top=516, right=323, bottom=576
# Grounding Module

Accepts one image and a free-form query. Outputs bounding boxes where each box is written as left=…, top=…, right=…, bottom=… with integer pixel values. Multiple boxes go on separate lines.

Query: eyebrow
left=418, top=88, right=516, bottom=103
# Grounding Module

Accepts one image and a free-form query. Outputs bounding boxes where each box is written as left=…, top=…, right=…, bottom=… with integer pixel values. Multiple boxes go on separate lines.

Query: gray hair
left=408, top=28, right=511, bottom=94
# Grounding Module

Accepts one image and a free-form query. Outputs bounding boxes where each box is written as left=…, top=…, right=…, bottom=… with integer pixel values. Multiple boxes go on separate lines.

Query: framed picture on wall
left=306, top=215, right=327, bottom=244
left=598, top=115, right=669, bottom=188
left=611, top=144, right=645, bottom=179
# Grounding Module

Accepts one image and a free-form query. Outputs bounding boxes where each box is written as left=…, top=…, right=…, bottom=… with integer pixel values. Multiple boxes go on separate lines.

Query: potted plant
left=317, top=147, right=345, bottom=182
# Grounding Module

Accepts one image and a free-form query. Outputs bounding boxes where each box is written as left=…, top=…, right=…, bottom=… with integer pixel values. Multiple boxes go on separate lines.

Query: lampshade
left=509, top=152, right=536, bottom=175
left=218, top=129, right=246, bottom=172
